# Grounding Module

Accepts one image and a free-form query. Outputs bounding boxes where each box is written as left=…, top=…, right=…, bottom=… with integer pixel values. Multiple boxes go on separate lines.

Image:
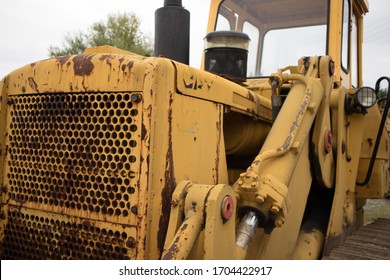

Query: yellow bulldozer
left=0, top=0, right=389, bottom=260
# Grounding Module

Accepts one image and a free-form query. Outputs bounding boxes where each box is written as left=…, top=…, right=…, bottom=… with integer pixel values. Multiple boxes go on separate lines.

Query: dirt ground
left=363, top=198, right=390, bottom=224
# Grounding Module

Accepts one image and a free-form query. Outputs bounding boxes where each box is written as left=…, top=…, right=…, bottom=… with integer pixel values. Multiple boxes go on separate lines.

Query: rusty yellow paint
left=163, top=181, right=236, bottom=260
left=1, top=0, right=388, bottom=261
left=291, top=229, right=325, bottom=260
left=311, top=56, right=335, bottom=189
left=0, top=53, right=230, bottom=260
left=1, top=205, right=137, bottom=259
left=245, top=137, right=313, bottom=259
left=4, top=53, right=145, bottom=94
left=233, top=58, right=326, bottom=234
left=356, top=106, right=390, bottom=198
left=174, top=62, right=271, bottom=120
left=138, top=59, right=229, bottom=258
left=324, top=86, right=356, bottom=254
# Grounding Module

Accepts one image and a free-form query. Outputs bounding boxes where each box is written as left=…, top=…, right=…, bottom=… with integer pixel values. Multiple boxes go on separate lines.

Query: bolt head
left=131, top=93, right=142, bottom=103
left=271, top=205, right=280, bottom=214
left=6, top=98, right=14, bottom=105
left=275, top=217, right=285, bottom=227
left=255, top=194, right=265, bottom=204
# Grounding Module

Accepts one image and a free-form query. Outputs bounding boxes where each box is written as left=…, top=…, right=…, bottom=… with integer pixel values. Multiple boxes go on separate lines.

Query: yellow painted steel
left=292, top=229, right=325, bottom=260
left=163, top=181, right=237, bottom=260
left=0, top=52, right=229, bottom=259
left=1, top=0, right=389, bottom=260
left=356, top=106, right=390, bottom=198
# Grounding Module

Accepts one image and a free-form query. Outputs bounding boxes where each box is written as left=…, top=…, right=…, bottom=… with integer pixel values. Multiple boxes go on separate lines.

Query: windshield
left=215, top=0, right=329, bottom=77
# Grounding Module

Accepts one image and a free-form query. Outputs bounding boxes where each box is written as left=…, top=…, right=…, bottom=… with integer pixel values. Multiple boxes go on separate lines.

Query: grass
left=363, top=198, right=390, bottom=224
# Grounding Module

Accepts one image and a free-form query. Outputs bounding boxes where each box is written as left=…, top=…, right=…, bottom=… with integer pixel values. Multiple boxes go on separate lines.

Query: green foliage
left=48, top=13, right=153, bottom=57
left=378, top=88, right=388, bottom=101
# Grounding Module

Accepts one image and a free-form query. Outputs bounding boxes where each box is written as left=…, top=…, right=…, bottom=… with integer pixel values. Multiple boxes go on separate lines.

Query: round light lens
left=355, top=87, right=377, bottom=108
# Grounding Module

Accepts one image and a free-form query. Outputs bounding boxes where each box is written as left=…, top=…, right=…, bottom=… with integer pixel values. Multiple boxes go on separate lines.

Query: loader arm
left=162, top=56, right=336, bottom=259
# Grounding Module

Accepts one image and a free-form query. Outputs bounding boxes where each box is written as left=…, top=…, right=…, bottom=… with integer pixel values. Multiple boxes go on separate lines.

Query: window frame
left=341, top=0, right=351, bottom=74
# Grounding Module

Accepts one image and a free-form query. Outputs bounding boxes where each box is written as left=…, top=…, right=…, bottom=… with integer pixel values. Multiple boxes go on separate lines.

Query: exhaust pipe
left=155, top=0, right=190, bottom=64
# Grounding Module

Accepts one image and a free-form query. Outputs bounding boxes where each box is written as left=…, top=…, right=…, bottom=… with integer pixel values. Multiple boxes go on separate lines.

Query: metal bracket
left=161, top=181, right=236, bottom=260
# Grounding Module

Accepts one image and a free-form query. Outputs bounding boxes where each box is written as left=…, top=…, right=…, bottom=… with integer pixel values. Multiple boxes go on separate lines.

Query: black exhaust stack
left=155, top=0, right=190, bottom=64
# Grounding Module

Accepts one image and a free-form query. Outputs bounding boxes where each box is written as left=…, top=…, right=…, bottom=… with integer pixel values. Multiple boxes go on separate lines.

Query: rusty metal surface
left=4, top=92, right=142, bottom=225
left=0, top=91, right=143, bottom=259
left=1, top=206, right=137, bottom=259
left=323, top=218, right=390, bottom=260
left=158, top=92, right=176, bottom=255
left=162, top=182, right=237, bottom=260
left=174, top=61, right=271, bottom=120
left=4, top=53, right=145, bottom=95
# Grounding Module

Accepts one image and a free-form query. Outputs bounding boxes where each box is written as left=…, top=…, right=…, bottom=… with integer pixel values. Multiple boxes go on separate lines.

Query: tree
left=48, top=13, right=153, bottom=57
left=378, top=88, right=388, bottom=101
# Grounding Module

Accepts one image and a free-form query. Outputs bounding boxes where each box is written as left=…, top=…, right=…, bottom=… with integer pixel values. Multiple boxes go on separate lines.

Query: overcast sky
left=0, top=0, right=389, bottom=87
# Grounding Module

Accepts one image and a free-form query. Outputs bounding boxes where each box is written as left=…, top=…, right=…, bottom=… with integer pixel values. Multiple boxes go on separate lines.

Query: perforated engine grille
left=1, top=92, right=143, bottom=259
left=2, top=206, right=136, bottom=259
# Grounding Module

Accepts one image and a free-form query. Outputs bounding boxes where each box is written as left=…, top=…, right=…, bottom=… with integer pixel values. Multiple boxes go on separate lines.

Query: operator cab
left=206, top=0, right=368, bottom=88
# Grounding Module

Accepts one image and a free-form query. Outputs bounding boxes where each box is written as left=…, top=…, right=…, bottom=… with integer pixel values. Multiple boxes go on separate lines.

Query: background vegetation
left=48, top=12, right=153, bottom=57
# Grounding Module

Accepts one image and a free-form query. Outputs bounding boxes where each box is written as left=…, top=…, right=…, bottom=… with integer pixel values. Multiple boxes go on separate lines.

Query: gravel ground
left=363, top=198, right=390, bottom=224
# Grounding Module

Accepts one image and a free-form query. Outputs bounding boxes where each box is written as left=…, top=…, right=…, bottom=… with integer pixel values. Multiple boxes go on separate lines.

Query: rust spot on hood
left=57, top=55, right=72, bottom=66
left=99, top=54, right=114, bottom=61
left=127, top=61, right=134, bottom=71
left=73, top=55, right=94, bottom=76
left=99, top=55, right=115, bottom=69
left=121, top=61, right=134, bottom=76
left=28, top=77, right=39, bottom=93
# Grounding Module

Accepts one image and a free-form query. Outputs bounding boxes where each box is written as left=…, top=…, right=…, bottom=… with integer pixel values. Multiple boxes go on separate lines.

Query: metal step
left=323, top=218, right=390, bottom=260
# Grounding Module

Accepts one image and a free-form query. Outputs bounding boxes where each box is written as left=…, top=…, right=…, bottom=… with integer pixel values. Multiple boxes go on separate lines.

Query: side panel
left=143, top=59, right=229, bottom=258
left=356, top=106, right=390, bottom=198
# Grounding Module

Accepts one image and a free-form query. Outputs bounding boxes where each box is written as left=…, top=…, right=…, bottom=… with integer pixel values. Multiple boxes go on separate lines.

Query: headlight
left=355, top=87, right=377, bottom=108
left=345, top=86, right=378, bottom=115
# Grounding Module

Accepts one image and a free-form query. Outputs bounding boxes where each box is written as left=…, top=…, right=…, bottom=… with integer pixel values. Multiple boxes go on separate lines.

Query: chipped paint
left=247, top=91, right=255, bottom=102
left=161, top=208, right=204, bottom=260
left=215, top=106, right=222, bottom=184
left=161, top=224, right=187, bottom=260
left=28, top=77, right=39, bottom=92
left=157, top=92, right=176, bottom=256
left=73, top=55, right=95, bottom=76
left=57, top=56, right=72, bottom=67
left=276, top=94, right=311, bottom=152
